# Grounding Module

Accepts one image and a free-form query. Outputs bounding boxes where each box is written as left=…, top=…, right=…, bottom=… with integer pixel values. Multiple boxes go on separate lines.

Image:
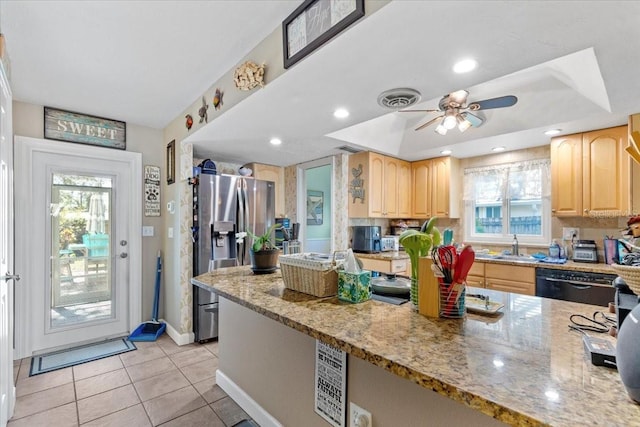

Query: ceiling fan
left=399, top=90, right=517, bottom=135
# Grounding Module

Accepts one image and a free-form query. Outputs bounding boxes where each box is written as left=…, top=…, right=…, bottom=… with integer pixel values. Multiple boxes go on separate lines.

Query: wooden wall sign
left=144, top=165, right=161, bottom=217
left=44, top=106, right=126, bottom=149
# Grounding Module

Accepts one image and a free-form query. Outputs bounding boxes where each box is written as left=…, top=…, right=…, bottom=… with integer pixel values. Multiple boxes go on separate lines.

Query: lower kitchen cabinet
left=484, top=263, right=535, bottom=295
left=466, top=262, right=485, bottom=288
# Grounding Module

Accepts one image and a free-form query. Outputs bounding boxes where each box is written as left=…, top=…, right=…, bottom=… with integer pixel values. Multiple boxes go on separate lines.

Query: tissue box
left=338, top=270, right=372, bottom=303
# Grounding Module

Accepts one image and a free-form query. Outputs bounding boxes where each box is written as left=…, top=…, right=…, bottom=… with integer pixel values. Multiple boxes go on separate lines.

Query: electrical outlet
left=142, top=226, right=154, bottom=237
left=562, top=227, right=580, bottom=241
left=168, top=227, right=174, bottom=239
left=350, top=402, right=372, bottom=427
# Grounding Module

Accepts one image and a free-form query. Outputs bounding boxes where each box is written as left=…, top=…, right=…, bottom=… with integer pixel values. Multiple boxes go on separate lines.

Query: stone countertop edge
left=191, top=266, right=640, bottom=426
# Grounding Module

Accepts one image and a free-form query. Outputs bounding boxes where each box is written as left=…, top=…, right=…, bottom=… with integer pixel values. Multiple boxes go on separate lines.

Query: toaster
left=573, top=240, right=598, bottom=263
left=381, top=236, right=398, bottom=252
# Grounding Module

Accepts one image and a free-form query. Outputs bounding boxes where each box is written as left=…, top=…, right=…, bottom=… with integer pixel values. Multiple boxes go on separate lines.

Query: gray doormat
left=29, top=337, right=136, bottom=376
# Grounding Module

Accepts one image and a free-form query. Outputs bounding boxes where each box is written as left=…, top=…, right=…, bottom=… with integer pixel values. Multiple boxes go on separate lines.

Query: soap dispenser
left=512, top=234, right=519, bottom=256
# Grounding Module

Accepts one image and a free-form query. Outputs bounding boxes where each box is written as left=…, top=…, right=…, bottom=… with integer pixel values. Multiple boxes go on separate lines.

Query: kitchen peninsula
left=192, top=266, right=639, bottom=427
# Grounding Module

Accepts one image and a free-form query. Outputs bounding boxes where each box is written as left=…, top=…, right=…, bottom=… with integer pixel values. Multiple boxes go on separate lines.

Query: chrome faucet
left=512, top=234, right=519, bottom=256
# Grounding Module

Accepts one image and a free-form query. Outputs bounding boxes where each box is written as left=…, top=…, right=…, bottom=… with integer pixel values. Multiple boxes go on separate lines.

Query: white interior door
left=14, top=136, right=141, bottom=357
left=0, top=62, right=16, bottom=426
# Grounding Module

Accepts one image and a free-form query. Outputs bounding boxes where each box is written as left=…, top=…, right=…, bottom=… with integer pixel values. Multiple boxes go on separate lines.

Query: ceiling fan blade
left=398, top=108, right=441, bottom=113
left=468, top=95, right=518, bottom=111
left=415, top=115, right=443, bottom=131
left=461, top=112, right=483, bottom=127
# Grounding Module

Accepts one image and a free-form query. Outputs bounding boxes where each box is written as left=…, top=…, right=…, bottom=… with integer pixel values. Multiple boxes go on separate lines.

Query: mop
left=129, top=251, right=166, bottom=341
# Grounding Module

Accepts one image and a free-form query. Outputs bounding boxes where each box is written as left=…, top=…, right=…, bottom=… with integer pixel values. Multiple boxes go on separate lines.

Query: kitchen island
left=192, top=266, right=639, bottom=427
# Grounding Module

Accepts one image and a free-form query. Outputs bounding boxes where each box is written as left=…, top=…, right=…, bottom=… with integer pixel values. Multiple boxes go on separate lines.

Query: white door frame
left=14, top=136, right=142, bottom=358
left=0, top=60, right=15, bottom=427
left=296, top=156, right=335, bottom=253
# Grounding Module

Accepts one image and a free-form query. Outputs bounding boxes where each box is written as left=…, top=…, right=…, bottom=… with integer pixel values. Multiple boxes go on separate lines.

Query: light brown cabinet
left=348, top=151, right=411, bottom=218
left=411, top=156, right=460, bottom=218
left=484, top=263, right=535, bottom=295
left=244, top=163, right=285, bottom=218
left=464, top=261, right=535, bottom=296
left=551, top=125, right=629, bottom=217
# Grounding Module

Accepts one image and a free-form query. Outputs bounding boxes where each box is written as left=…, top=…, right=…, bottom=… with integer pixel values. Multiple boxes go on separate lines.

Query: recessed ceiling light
left=492, top=146, right=505, bottom=152
left=270, top=138, right=282, bottom=146
left=440, top=149, right=452, bottom=155
left=544, top=129, right=562, bottom=136
left=333, top=108, right=349, bottom=118
left=453, top=59, right=477, bottom=74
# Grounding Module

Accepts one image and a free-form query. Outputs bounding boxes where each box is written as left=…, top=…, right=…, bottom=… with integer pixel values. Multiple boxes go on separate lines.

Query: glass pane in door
left=50, top=173, right=112, bottom=328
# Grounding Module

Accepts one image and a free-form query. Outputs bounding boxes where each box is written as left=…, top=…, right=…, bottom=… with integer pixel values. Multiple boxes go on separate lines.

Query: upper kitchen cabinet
left=244, top=162, right=285, bottom=218
left=411, top=156, right=460, bottom=219
left=551, top=125, right=629, bottom=217
left=348, top=151, right=411, bottom=218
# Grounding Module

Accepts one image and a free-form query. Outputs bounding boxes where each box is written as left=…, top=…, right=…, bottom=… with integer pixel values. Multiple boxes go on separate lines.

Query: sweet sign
left=44, top=106, right=126, bottom=149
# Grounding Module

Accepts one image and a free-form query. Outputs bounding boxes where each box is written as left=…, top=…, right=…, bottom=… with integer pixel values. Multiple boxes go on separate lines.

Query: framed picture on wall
left=166, top=140, right=175, bottom=185
left=307, top=190, right=323, bottom=225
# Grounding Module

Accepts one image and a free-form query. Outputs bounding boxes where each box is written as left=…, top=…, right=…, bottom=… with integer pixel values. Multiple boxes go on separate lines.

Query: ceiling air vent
left=377, top=88, right=422, bottom=110
left=336, top=145, right=362, bottom=154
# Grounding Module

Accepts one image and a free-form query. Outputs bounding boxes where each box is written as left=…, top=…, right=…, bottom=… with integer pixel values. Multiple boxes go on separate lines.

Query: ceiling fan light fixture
left=442, top=113, right=457, bottom=130
left=434, top=124, right=448, bottom=135
left=456, top=114, right=472, bottom=132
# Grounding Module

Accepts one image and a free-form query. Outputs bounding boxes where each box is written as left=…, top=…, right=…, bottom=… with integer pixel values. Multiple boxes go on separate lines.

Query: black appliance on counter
left=351, top=225, right=381, bottom=253
left=192, top=173, right=275, bottom=342
left=535, top=268, right=617, bottom=306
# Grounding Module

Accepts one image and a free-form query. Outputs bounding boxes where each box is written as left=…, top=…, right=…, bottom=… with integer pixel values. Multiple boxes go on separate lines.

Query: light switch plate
left=142, top=226, right=154, bottom=237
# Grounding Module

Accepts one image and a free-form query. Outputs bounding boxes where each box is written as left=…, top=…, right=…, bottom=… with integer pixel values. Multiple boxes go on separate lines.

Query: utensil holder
left=439, top=282, right=466, bottom=318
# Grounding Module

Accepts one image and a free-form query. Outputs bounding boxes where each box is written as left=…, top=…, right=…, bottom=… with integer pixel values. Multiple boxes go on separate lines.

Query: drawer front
left=486, top=277, right=535, bottom=296
left=485, top=263, right=535, bottom=282
left=359, top=258, right=407, bottom=274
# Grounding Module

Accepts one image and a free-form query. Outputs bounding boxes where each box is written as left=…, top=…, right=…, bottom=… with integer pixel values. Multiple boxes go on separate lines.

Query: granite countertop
left=192, top=266, right=639, bottom=426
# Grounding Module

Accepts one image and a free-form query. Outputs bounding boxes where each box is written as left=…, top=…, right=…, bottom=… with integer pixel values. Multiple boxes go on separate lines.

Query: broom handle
left=152, top=251, right=162, bottom=322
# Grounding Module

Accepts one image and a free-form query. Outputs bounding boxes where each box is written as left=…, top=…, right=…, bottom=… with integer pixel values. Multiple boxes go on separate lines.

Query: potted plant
left=247, top=223, right=282, bottom=273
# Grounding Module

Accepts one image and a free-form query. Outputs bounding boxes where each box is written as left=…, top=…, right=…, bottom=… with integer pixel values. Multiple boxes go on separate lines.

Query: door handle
left=1, top=272, right=20, bottom=282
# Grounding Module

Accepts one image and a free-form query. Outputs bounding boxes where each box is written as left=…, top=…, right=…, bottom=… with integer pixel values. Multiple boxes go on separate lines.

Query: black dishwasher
left=535, top=268, right=617, bottom=307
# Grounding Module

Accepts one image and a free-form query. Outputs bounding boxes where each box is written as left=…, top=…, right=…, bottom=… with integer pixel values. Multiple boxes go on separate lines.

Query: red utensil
left=453, top=245, right=475, bottom=284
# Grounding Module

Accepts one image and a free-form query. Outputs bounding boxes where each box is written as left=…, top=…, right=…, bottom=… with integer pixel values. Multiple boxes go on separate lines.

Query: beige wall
left=13, top=101, right=164, bottom=322
left=219, top=297, right=505, bottom=427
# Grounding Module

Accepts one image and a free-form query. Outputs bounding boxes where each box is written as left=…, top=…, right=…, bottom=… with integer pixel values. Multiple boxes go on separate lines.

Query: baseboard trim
left=161, top=319, right=194, bottom=346
left=216, top=369, right=283, bottom=427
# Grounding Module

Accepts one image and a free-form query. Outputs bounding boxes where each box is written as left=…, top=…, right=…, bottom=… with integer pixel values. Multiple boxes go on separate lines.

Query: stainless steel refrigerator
left=192, top=173, right=275, bottom=342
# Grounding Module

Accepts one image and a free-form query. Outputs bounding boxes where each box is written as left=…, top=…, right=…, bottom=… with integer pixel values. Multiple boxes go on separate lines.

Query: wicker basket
left=279, top=253, right=343, bottom=297
left=611, top=264, right=640, bottom=294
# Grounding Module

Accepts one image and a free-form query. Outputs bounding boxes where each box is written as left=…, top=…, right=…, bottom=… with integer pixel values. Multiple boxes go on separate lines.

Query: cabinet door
left=431, top=157, right=451, bottom=217
left=411, top=159, right=431, bottom=218
left=384, top=156, right=399, bottom=217
left=550, top=134, right=583, bottom=217
left=582, top=126, right=629, bottom=216
left=250, top=163, right=285, bottom=218
left=369, top=153, right=385, bottom=217
left=397, top=160, right=412, bottom=217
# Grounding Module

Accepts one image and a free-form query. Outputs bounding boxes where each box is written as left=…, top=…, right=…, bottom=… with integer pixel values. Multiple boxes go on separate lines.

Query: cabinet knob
left=551, top=209, right=556, bottom=212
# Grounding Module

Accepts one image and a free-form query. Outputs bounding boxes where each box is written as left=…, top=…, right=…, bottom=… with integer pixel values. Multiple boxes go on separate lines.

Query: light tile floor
left=9, top=336, right=255, bottom=426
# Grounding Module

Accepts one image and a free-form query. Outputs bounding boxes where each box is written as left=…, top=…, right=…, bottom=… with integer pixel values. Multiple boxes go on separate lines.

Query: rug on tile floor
left=29, top=337, right=136, bottom=376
